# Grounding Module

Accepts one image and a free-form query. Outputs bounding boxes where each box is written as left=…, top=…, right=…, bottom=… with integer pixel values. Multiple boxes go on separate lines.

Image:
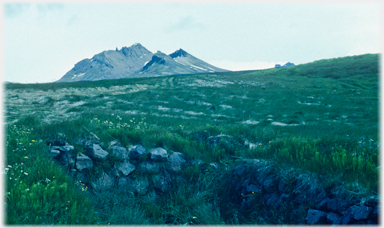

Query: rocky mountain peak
left=169, top=48, right=189, bottom=58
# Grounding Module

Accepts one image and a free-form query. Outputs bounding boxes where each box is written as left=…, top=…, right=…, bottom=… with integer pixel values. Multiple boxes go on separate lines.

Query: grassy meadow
left=4, top=53, right=379, bottom=224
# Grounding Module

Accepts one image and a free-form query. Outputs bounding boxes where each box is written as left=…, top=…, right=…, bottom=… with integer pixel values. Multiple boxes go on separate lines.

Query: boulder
left=139, top=161, right=161, bottom=174
left=85, top=143, right=109, bottom=160
left=364, top=196, right=379, bottom=207
left=128, top=144, right=146, bottom=160
left=166, top=152, right=187, bottom=173
left=327, top=212, right=342, bottom=224
left=118, top=177, right=132, bottom=187
left=50, top=143, right=75, bottom=152
left=149, top=147, right=168, bottom=161
left=47, top=137, right=67, bottom=147
left=75, top=153, right=93, bottom=171
left=115, top=160, right=136, bottom=176
left=153, top=172, right=172, bottom=193
left=111, top=146, right=129, bottom=160
left=306, top=187, right=327, bottom=204
left=49, top=149, right=61, bottom=157
left=349, top=205, right=373, bottom=220
left=280, top=193, right=290, bottom=202
left=132, top=177, right=149, bottom=196
left=91, top=172, right=114, bottom=191
left=326, top=197, right=350, bottom=213
left=316, top=197, right=331, bottom=212
left=305, top=209, right=327, bottom=224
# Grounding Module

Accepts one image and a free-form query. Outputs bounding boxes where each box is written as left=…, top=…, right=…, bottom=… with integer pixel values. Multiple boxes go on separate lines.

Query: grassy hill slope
left=4, top=53, right=379, bottom=224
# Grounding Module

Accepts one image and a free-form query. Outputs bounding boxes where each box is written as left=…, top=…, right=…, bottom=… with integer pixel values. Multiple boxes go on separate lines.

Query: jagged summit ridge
left=169, top=49, right=189, bottom=58
left=57, top=43, right=228, bottom=82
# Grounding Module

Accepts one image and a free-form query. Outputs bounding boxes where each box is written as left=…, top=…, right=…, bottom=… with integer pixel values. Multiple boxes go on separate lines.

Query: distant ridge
left=57, top=43, right=228, bottom=82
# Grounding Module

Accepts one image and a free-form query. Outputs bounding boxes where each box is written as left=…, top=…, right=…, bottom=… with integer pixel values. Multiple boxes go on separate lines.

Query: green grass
left=4, top=53, right=379, bottom=224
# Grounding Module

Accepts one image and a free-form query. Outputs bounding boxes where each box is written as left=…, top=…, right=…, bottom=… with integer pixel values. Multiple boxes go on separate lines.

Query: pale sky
left=3, top=1, right=382, bottom=83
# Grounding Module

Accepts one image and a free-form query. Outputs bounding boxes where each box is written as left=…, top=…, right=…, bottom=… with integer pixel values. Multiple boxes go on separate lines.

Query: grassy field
left=4, top=53, right=379, bottom=224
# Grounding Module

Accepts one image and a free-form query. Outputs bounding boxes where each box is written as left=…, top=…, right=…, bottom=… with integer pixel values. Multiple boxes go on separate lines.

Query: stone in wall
left=85, top=143, right=109, bottom=160
left=91, top=171, right=114, bottom=191
left=76, top=153, right=93, bottom=171
left=149, top=147, right=168, bottom=161
left=129, top=144, right=146, bottom=160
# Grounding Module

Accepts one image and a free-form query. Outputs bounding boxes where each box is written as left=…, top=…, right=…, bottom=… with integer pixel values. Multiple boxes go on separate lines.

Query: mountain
left=57, top=44, right=228, bottom=82
left=132, top=49, right=228, bottom=78
left=57, top=43, right=153, bottom=82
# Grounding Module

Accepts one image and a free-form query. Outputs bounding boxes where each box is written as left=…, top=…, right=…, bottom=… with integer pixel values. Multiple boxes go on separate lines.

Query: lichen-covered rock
left=149, top=147, right=168, bottom=161
left=306, top=209, right=327, bottom=224
left=85, top=143, right=109, bottom=160
left=115, top=160, right=136, bottom=176
left=111, top=146, right=128, bottom=160
left=91, top=172, right=114, bottom=191
left=75, top=153, right=93, bottom=171
left=128, top=144, right=146, bottom=160
left=50, top=143, right=74, bottom=152
left=49, top=149, right=61, bottom=157
left=166, top=152, right=187, bottom=173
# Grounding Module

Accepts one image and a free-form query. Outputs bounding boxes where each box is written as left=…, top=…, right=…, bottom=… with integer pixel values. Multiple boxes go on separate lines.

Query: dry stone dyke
left=48, top=138, right=379, bottom=225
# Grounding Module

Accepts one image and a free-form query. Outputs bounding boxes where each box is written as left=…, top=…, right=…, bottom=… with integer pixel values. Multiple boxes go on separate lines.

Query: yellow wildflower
left=24, top=156, right=28, bottom=159
left=53, top=176, right=55, bottom=179
left=259, top=143, right=262, bottom=146
left=31, top=140, right=36, bottom=143
left=192, top=216, right=197, bottom=219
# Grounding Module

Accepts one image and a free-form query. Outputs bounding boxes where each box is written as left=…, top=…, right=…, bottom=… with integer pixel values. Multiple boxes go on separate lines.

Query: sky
left=2, top=1, right=382, bottom=83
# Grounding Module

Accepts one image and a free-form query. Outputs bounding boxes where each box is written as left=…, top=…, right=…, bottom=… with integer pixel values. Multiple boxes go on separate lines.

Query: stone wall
left=47, top=138, right=379, bottom=225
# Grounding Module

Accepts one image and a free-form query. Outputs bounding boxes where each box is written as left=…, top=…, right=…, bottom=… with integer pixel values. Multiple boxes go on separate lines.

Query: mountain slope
left=132, top=49, right=229, bottom=78
left=57, top=43, right=153, bottom=82
left=170, top=49, right=228, bottom=73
